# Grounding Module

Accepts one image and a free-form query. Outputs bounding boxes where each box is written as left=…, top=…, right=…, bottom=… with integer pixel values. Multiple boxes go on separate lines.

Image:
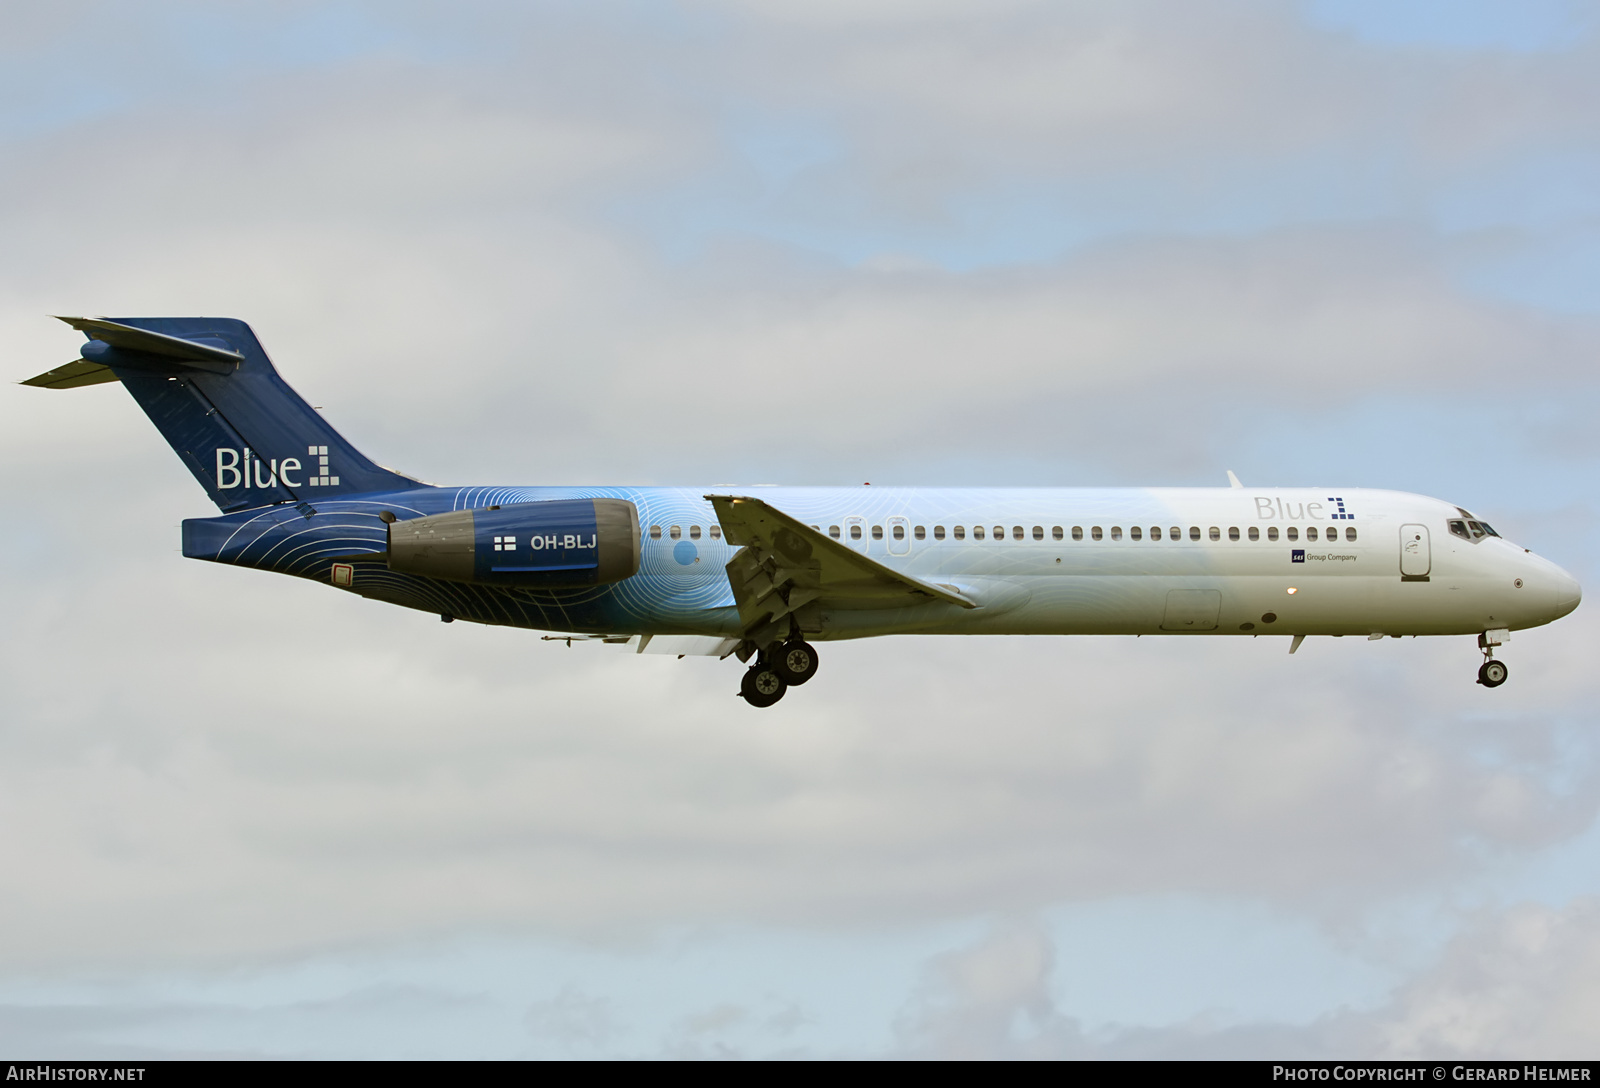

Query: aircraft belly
left=820, top=572, right=1492, bottom=638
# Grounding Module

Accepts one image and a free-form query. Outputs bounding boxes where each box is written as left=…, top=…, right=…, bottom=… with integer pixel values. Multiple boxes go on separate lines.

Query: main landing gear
left=738, top=639, right=820, bottom=707
left=1476, top=630, right=1509, bottom=689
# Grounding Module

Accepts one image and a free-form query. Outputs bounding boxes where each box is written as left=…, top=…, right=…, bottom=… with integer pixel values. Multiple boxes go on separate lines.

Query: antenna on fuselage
left=1226, top=470, right=1243, bottom=489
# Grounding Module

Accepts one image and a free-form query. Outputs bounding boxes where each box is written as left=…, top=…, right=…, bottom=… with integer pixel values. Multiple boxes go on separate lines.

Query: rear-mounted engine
left=387, top=498, right=640, bottom=588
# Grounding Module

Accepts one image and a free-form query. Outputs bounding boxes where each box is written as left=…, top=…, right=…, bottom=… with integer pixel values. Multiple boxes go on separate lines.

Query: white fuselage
left=624, top=486, right=1581, bottom=640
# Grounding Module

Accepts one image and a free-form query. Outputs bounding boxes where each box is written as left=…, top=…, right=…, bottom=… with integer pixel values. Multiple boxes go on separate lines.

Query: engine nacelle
left=387, top=498, right=640, bottom=588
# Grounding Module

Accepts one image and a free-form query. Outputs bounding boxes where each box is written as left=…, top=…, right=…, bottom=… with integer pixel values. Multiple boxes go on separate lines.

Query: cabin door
left=1399, top=524, right=1431, bottom=579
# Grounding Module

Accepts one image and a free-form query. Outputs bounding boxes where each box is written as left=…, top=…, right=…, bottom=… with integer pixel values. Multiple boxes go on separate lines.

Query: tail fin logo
left=214, top=446, right=333, bottom=490
left=306, top=445, right=339, bottom=487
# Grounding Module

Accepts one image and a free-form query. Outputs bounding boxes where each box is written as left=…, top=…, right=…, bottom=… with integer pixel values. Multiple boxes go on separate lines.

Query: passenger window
left=1307, top=526, right=1318, bottom=542
left=934, top=526, right=946, bottom=540
left=954, top=526, right=966, bottom=540
left=975, top=526, right=986, bottom=540
left=669, top=525, right=682, bottom=540
left=1150, top=526, right=1162, bottom=541
left=709, top=525, right=721, bottom=540
left=914, top=526, right=926, bottom=540
left=649, top=525, right=662, bottom=540
left=994, top=526, right=1004, bottom=540
left=892, top=524, right=905, bottom=540
left=1170, top=526, right=1181, bottom=540
left=1345, top=527, right=1357, bottom=542
left=1110, top=526, right=1123, bottom=541
left=1091, top=526, right=1103, bottom=541
left=850, top=525, right=862, bottom=540
left=1287, top=527, right=1299, bottom=541
left=1248, top=527, right=1259, bottom=541
left=829, top=525, right=841, bottom=539
left=689, top=525, right=701, bottom=540
left=1032, top=526, right=1043, bottom=541
left=1072, top=526, right=1083, bottom=541
left=1052, top=526, right=1064, bottom=540
left=1267, top=526, right=1279, bottom=542
left=1189, top=527, right=1201, bottom=541
left=1208, top=526, right=1220, bottom=541
left=872, top=525, right=884, bottom=540
left=1228, top=527, right=1239, bottom=541
left=1130, top=526, right=1142, bottom=541
left=1013, top=526, right=1024, bottom=541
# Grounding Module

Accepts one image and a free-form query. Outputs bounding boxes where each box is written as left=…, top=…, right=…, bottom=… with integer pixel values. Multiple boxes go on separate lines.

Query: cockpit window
left=1449, top=519, right=1501, bottom=542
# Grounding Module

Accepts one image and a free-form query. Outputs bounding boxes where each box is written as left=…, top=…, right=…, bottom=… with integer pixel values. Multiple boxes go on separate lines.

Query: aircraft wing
left=706, top=493, right=975, bottom=642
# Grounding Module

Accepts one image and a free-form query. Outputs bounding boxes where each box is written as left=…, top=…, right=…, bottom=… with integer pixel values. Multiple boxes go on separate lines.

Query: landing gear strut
left=1476, top=631, right=1509, bottom=688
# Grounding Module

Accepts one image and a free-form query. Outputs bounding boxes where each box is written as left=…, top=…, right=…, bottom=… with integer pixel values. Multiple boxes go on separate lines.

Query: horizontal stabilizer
left=23, top=316, right=246, bottom=390
left=21, top=359, right=121, bottom=389
left=54, top=316, right=243, bottom=367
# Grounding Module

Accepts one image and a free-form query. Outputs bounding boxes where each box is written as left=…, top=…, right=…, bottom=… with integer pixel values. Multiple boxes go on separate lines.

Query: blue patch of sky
left=1223, top=390, right=1600, bottom=543
left=1304, top=0, right=1596, bottom=52
left=155, top=5, right=410, bottom=74
left=1042, top=897, right=1399, bottom=1030
left=0, top=5, right=447, bottom=144
left=1452, top=222, right=1600, bottom=316
left=612, top=111, right=1600, bottom=319
left=1508, top=815, right=1600, bottom=907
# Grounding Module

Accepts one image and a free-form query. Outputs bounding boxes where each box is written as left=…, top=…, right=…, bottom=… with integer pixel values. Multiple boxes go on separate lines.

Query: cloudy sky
left=2, top=0, right=1598, bottom=1059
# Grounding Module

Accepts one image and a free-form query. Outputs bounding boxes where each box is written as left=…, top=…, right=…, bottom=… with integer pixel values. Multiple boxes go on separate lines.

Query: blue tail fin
left=31, top=317, right=426, bottom=511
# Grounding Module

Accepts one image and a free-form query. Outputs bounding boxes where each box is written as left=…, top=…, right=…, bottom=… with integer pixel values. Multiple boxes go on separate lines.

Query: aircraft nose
left=1553, top=569, right=1582, bottom=620
left=1516, top=552, right=1581, bottom=625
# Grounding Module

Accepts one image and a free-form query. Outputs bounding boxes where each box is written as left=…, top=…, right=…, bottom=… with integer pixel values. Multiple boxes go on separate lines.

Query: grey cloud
left=525, top=984, right=620, bottom=1049
left=692, top=0, right=1600, bottom=212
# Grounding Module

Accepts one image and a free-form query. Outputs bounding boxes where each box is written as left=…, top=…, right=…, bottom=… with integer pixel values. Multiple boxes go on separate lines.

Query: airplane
left=24, top=316, right=1582, bottom=707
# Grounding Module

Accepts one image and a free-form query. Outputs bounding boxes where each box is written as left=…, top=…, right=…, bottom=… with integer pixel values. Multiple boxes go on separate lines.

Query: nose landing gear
left=1476, top=629, right=1510, bottom=688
